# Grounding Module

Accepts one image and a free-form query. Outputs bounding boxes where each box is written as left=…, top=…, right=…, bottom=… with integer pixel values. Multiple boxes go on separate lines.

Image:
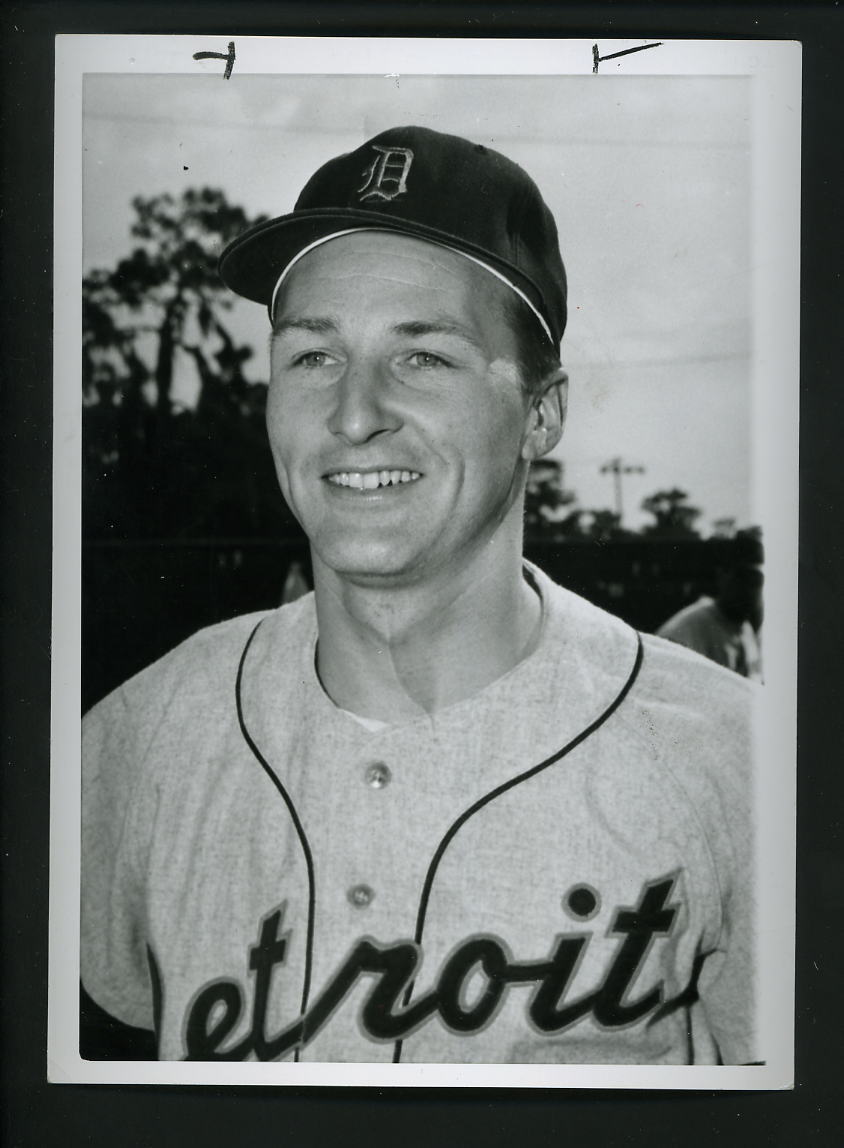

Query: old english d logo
left=357, top=146, right=414, bottom=202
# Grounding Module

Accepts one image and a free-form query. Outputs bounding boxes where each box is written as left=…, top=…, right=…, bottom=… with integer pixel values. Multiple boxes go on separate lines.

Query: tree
left=524, top=459, right=577, bottom=537
left=82, top=188, right=298, bottom=540
left=582, top=509, right=629, bottom=543
left=84, top=188, right=266, bottom=408
left=639, top=488, right=702, bottom=539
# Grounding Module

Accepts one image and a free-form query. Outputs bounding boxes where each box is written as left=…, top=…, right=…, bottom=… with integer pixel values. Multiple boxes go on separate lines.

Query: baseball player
left=657, top=532, right=764, bottom=680
left=81, top=126, right=758, bottom=1065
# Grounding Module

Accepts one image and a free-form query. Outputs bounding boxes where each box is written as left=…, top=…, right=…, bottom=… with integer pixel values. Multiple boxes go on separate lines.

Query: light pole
left=600, top=457, right=645, bottom=524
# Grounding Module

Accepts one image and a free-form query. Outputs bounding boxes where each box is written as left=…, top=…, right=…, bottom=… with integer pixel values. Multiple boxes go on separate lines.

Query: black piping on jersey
left=235, top=618, right=316, bottom=1063
left=236, top=614, right=643, bottom=1064
left=147, top=944, right=164, bottom=1059
left=392, top=629, right=644, bottom=1063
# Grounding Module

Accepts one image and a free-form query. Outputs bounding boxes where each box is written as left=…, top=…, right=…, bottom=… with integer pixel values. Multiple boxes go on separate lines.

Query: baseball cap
left=218, top=125, right=567, bottom=347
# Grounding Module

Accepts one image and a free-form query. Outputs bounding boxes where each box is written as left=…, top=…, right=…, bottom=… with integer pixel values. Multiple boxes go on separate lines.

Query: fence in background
left=83, top=535, right=743, bottom=710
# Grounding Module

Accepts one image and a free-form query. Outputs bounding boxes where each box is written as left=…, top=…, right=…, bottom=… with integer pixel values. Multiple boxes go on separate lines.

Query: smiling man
left=81, top=127, right=758, bottom=1066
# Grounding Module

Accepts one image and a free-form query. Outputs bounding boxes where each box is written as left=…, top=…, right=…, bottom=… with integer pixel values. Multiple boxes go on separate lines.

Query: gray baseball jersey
left=82, top=565, right=757, bottom=1064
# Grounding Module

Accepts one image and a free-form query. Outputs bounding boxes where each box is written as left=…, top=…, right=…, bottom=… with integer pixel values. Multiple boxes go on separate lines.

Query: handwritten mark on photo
left=592, top=42, right=663, bottom=75
left=193, top=41, right=236, bottom=79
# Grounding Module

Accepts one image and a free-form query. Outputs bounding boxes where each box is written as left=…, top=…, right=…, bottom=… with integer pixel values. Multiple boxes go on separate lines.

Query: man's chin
left=312, top=542, right=432, bottom=589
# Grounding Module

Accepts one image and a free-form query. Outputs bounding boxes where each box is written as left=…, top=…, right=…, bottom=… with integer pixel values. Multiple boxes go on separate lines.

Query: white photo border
left=50, top=34, right=800, bottom=1089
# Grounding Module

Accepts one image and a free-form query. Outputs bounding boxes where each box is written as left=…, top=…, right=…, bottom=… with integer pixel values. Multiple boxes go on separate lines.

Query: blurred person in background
left=657, top=531, right=763, bottom=680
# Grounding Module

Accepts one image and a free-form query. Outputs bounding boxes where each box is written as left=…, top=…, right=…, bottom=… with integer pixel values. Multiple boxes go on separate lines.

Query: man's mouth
left=326, top=469, right=422, bottom=491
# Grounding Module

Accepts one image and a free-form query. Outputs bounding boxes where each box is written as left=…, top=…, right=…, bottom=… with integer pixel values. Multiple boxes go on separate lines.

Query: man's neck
left=312, top=547, right=541, bottom=724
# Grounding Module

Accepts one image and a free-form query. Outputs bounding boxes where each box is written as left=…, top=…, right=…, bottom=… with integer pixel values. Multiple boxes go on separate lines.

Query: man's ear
left=521, top=369, right=568, bottom=461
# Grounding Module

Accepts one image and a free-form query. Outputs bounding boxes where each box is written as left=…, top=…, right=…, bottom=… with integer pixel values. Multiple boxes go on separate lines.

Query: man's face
left=267, top=231, right=544, bottom=587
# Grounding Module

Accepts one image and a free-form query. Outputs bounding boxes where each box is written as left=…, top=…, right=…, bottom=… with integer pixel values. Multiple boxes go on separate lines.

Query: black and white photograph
left=48, top=35, right=799, bottom=1088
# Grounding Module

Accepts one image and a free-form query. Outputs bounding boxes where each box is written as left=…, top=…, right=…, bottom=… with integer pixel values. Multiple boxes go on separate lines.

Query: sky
left=82, top=73, right=753, bottom=532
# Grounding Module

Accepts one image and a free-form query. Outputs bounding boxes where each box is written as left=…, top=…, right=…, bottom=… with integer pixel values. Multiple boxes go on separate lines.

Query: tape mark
left=193, top=41, right=236, bottom=79
left=592, top=42, right=663, bottom=75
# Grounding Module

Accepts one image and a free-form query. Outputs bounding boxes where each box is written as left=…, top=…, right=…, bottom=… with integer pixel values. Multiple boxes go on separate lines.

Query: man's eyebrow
left=272, top=316, right=339, bottom=338
left=271, top=316, right=486, bottom=351
left=392, top=320, right=484, bottom=350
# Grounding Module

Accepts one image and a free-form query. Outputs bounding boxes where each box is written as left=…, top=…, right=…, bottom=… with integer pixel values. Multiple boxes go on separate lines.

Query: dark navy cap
left=218, top=125, right=568, bottom=347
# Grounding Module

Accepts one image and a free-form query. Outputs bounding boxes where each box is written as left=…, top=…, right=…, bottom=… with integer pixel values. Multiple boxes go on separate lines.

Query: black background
left=3, top=3, right=842, bottom=1145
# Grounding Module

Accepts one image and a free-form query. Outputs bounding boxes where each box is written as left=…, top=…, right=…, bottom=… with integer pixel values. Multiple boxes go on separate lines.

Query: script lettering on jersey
left=183, top=875, right=679, bottom=1061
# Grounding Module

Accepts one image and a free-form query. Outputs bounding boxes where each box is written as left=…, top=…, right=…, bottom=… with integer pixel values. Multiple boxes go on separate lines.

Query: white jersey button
left=364, top=762, right=391, bottom=789
left=347, top=883, right=374, bottom=908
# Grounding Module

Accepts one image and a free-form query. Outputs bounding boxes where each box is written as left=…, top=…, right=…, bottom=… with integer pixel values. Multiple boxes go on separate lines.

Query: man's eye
left=406, top=351, right=448, bottom=369
left=293, top=350, right=334, bottom=368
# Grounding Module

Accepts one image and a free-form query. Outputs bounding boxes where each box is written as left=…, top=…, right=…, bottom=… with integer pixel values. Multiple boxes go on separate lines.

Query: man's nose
left=326, top=362, right=400, bottom=444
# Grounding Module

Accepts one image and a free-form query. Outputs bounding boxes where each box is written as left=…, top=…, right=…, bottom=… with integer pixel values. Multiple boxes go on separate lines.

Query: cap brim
left=218, top=207, right=548, bottom=321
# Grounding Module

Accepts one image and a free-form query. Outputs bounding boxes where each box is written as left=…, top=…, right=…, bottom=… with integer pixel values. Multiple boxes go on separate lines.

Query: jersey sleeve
left=79, top=610, right=273, bottom=1039
left=633, top=638, right=760, bottom=1064
left=81, top=684, right=160, bottom=1033
left=692, top=700, right=759, bottom=1065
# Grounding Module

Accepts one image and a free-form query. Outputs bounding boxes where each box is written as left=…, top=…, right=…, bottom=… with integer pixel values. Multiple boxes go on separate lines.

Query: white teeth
left=327, top=470, right=421, bottom=489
